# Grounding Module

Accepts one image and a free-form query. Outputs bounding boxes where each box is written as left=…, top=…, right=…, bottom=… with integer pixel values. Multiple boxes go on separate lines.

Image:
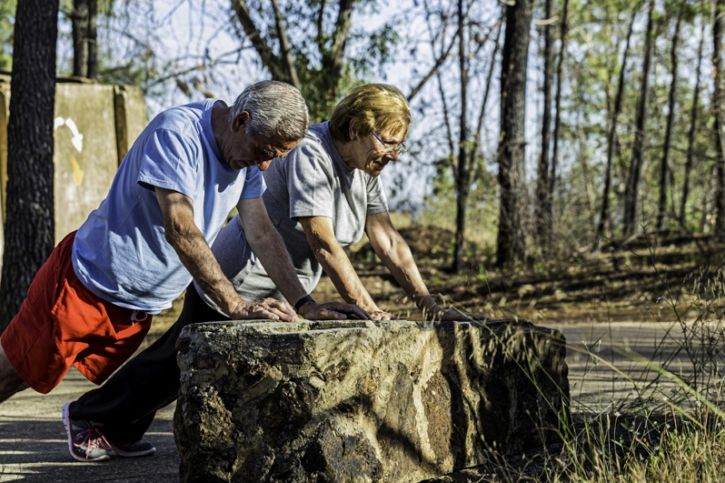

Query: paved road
left=0, top=368, right=177, bottom=482
left=559, top=320, right=720, bottom=411
left=0, top=320, right=719, bottom=482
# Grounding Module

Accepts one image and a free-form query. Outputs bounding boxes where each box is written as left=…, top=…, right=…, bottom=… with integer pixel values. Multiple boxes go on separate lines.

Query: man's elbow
left=163, top=218, right=192, bottom=247
left=245, top=224, right=279, bottom=250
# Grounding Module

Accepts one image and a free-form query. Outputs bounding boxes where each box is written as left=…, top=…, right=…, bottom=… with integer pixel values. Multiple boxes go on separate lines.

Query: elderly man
left=0, top=80, right=361, bottom=461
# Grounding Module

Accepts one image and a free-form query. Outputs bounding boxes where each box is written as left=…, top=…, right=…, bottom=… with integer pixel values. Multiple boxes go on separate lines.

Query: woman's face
left=345, top=126, right=407, bottom=176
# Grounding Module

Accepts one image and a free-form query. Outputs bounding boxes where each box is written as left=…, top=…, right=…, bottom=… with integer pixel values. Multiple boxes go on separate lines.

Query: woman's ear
left=348, top=118, right=359, bottom=141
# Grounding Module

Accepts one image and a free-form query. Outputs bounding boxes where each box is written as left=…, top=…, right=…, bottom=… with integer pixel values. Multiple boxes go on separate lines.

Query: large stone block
left=175, top=320, right=569, bottom=483
left=0, top=78, right=147, bottom=245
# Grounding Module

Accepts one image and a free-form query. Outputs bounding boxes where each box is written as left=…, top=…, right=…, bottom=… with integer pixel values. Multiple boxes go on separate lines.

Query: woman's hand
left=423, top=306, right=470, bottom=321
left=418, top=296, right=483, bottom=322
left=368, top=309, right=393, bottom=321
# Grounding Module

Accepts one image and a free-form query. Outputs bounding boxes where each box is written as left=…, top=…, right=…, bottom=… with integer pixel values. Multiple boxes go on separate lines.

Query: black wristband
left=294, top=294, right=316, bottom=312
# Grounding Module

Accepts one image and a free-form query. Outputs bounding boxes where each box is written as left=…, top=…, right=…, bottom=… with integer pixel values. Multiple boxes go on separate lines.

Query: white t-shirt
left=72, top=100, right=265, bottom=314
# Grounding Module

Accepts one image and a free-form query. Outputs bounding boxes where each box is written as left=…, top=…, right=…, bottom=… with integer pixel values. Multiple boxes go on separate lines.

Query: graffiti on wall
left=53, top=116, right=85, bottom=186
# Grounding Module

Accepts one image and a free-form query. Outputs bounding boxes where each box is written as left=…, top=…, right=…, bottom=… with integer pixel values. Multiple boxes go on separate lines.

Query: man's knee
left=0, top=340, right=28, bottom=402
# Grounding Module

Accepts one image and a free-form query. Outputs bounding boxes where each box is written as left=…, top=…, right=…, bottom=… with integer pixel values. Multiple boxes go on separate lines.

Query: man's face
left=222, top=112, right=298, bottom=171
left=226, top=133, right=297, bottom=171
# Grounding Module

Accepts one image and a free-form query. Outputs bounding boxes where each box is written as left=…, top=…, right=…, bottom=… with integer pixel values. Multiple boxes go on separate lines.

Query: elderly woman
left=62, top=84, right=467, bottom=462
left=206, top=83, right=463, bottom=320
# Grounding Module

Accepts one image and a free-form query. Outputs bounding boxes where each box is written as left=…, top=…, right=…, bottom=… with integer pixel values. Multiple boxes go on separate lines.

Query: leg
left=1, top=232, right=103, bottom=396
left=69, top=285, right=227, bottom=444
left=0, top=340, right=28, bottom=403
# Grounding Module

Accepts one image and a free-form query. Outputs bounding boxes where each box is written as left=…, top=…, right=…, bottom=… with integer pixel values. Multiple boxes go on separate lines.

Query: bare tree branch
left=316, top=0, right=327, bottom=51
left=270, top=0, right=300, bottom=88
left=423, top=0, right=456, bottom=177
left=230, top=0, right=287, bottom=81
left=407, top=23, right=460, bottom=102
left=146, top=47, right=245, bottom=88
left=329, top=0, right=354, bottom=71
left=469, top=17, right=502, bottom=173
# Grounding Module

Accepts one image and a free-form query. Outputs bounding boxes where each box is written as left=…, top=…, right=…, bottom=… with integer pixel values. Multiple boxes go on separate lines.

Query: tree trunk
left=496, top=0, right=533, bottom=269
left=452, top=0, right=468, bottom=273
left=534, top=0, right=554, bottom=251
left=548, top=0, right=569, bottom=242
left=0, top=0, right=59, bottom=332
left=594, top=7, right=637, bottom=249
left=72, top=0, right=89, bottom=77
left=680, top=18, right=706, bottom=227
left=231, top=0, right=299, bottom=86
left=656, top=10, right=682, bottom=231
left=712, top=0, right=725, bottom=235
left=86, top=0, right=97, bottom=79
left=701, top=163, right=715, bottom=231
left=622, top=0, right=655, bottom=237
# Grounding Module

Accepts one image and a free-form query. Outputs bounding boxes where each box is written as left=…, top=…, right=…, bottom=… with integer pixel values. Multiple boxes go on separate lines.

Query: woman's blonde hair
left=329, top=84, right=411, bottom=142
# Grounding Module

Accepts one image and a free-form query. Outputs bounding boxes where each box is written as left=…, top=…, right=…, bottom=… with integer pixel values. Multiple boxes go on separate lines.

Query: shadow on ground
left=0, top=418, right=177, bottom=482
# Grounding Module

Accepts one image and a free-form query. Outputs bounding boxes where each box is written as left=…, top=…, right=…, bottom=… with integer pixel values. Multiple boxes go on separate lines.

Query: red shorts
left=0, top=232, right=152, bottom=393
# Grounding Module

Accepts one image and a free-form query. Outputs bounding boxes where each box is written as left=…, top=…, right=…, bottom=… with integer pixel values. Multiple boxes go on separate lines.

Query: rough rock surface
left=174, top=320, right=569, bottom=483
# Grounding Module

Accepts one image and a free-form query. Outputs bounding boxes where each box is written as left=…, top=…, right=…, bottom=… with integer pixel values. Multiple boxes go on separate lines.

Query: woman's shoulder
left=289, top=130, right=335, bottom=168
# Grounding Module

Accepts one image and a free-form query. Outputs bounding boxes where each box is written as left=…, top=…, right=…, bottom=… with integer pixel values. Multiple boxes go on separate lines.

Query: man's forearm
left=166, top=225, right=241, bottom=315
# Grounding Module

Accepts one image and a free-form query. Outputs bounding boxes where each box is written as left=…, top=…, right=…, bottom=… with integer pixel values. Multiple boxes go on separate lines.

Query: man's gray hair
left=229, top=80, right=309, bottom=141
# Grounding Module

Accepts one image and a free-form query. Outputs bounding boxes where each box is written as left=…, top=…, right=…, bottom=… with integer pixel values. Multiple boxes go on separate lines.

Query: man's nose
left=256, top=159, right=272, bottom=171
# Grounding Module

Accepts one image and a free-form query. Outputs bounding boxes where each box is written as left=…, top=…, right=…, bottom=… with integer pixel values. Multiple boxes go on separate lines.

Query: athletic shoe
left=109, top=439, right=156, bottom=458
left=62, top=402, right=112, bottom=462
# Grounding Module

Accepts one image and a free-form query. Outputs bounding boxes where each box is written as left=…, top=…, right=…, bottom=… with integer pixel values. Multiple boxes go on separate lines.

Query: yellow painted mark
left=70, top=157, right=84, bottom=186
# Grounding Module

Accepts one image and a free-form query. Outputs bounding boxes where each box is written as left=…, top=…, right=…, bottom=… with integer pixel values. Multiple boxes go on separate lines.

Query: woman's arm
left=365, top=212, right=468, bottom=320
left=298, top=216, right=391, bottom=320
left=238, top=199, right=369, bottom=320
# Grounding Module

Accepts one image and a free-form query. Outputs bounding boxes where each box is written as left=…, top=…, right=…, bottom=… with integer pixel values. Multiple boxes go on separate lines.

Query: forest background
left=6, top=0, right=725, bottom=275
left=0, top=0, right=723, bottom=479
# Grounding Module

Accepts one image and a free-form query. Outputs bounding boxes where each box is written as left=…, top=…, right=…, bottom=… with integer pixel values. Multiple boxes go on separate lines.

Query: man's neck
left=210, top=102, right=229, bottom=151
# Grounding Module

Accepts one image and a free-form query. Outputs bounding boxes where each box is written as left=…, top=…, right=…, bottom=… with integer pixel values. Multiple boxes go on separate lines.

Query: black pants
left=68, top=285, right=228, bottom=443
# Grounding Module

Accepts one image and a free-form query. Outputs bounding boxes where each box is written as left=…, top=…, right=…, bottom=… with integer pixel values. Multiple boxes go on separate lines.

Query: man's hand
left=228, top=298, right=297, bottom=322
left=298, top=302, right=371, bottom=320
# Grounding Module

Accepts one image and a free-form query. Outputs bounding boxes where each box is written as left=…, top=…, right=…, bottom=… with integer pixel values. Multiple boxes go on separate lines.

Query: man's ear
left=233, top=111, right=251, bottom=132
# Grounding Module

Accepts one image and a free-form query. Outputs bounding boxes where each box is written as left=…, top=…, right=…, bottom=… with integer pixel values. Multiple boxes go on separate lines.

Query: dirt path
left=0, top=321, right=716, bottom=482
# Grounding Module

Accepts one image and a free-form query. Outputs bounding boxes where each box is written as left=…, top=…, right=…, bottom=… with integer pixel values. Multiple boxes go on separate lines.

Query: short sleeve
left=286, top=144, right=335, bottom=219
left=240, top=167, right=267, bottom=199
left=366, top=175, right=389, bottom=214
left=137, top=128, right=199, bottom=198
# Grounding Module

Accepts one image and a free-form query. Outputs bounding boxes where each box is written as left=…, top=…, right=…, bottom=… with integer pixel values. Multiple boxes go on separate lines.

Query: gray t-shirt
left=197, top=122, right=388, bottom=312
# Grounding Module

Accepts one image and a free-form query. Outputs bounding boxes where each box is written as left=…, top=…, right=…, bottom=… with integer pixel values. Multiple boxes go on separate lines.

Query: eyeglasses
left=371, top=131, right=408, bottom=155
